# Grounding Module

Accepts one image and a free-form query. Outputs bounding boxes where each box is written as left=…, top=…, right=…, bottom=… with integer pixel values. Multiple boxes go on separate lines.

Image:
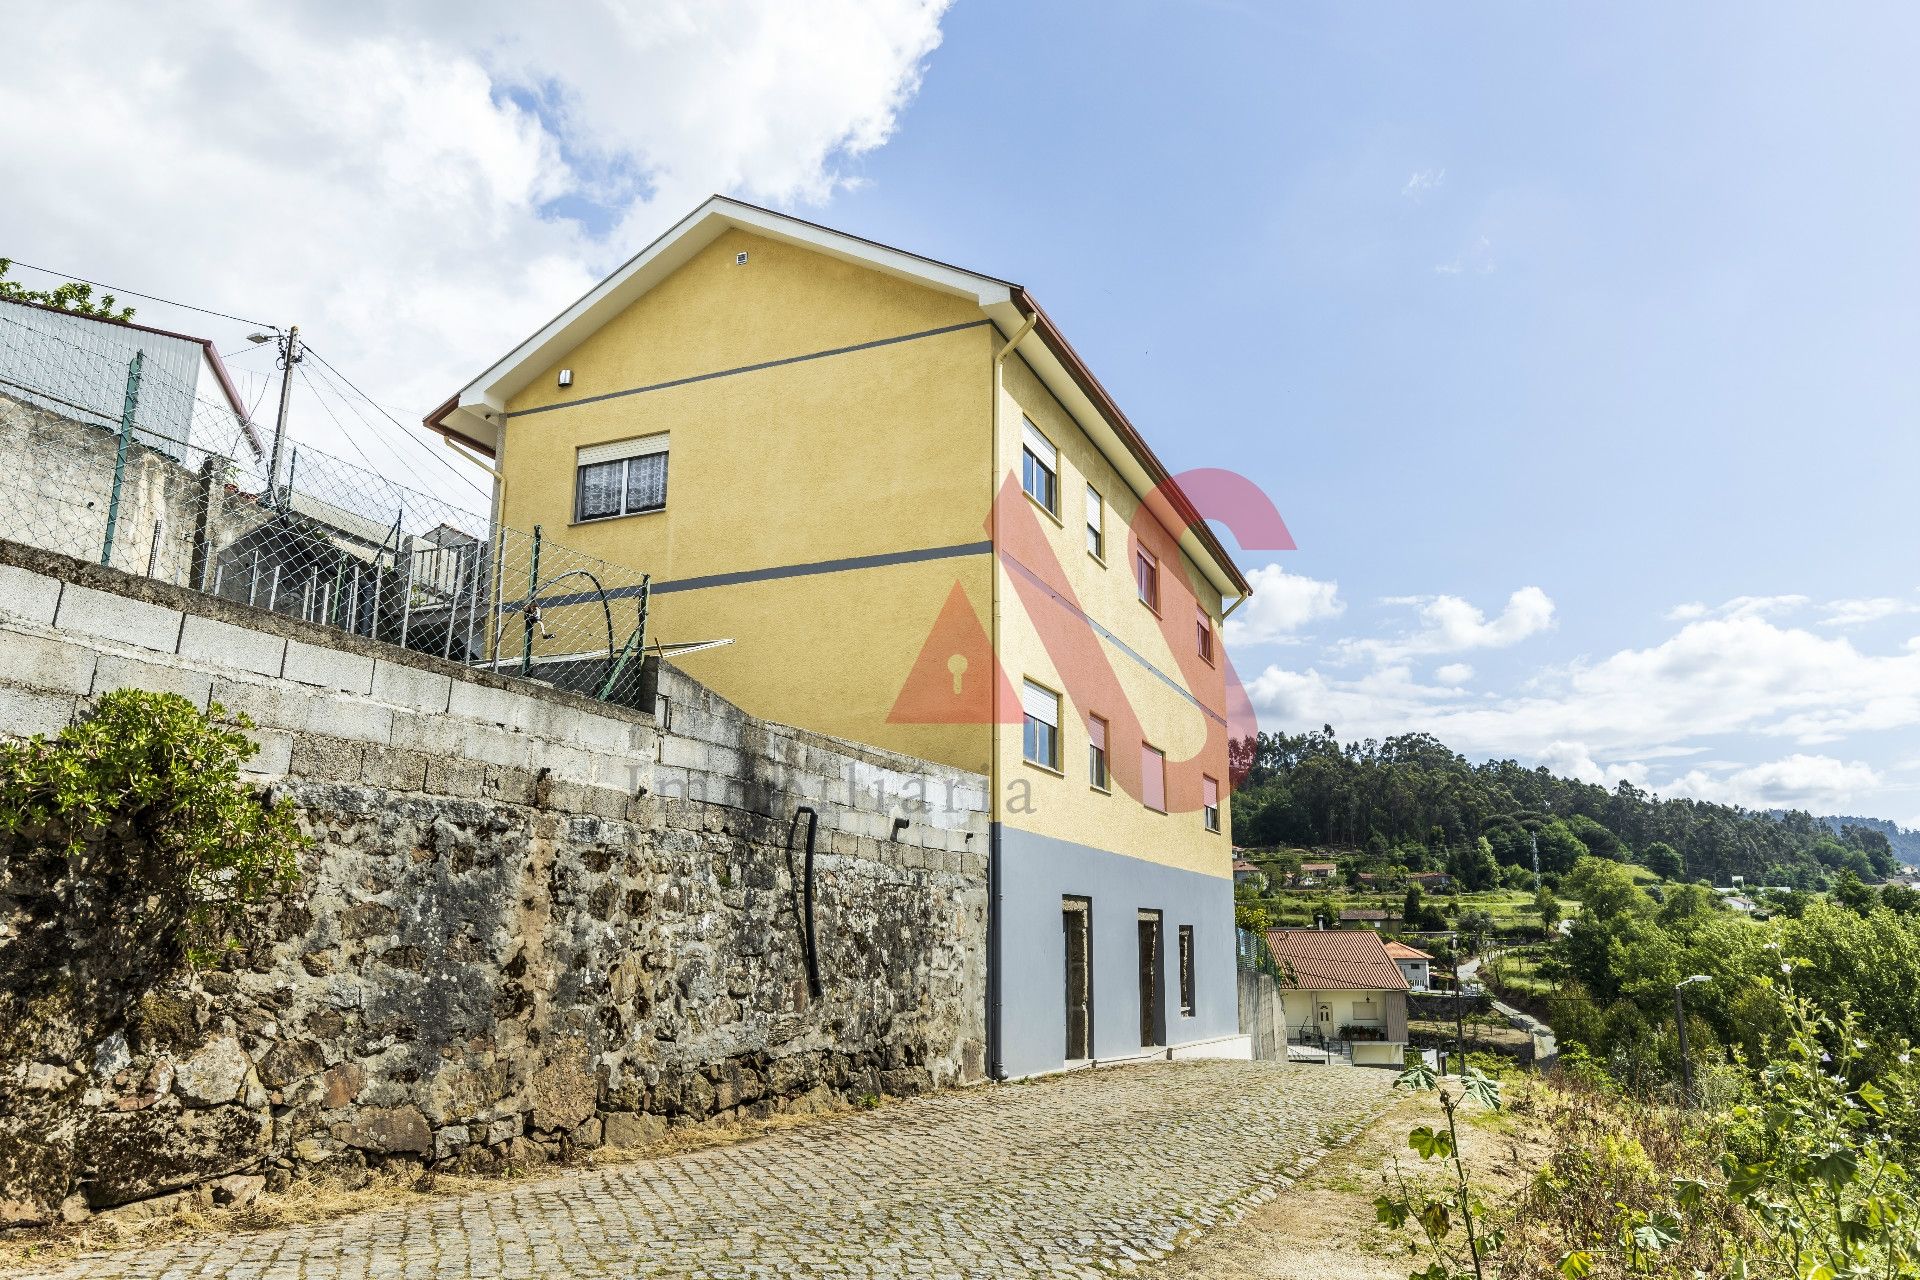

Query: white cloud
left=1401, top=168, right=1446, bottom=200
left=1434, top=663, right=1474, bottom=685
left=1243, top=663, right=1464, bottom=739
left=1250, top=611, right=1920, bottom=814
left=1819, top=597, right=1918, bottom=628
left=1342, top=586, right=1554, bottom=663
left=1535, top=742, right=1649, bottom=790
left=1663, top=755, right=1882, bottom=811
left=0, top=2, right=950, bottom=501
left=1665, top=594, right=1808, bottom=622
left=1223, top=563, right=1344, bottom=645
left=1434, top=234, right=1494, bottom=276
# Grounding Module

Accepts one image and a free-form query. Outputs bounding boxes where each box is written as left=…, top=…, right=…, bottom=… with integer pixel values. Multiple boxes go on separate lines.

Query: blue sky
left=807, top=2, right=1920, bottom=822
left=5, top=2, right=1917, bottom=822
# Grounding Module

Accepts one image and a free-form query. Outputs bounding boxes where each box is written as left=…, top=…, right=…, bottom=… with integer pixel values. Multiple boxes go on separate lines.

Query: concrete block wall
left=0, top=538, right=989, bottom=1225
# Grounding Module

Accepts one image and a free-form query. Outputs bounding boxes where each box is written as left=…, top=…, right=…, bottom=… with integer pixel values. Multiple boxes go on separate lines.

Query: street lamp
left=1674, top=974, right=1710, bottom=1106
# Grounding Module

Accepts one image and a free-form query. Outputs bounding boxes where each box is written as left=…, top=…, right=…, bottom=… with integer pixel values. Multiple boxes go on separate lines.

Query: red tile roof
left=1385, top=941, right=1433, bottom=961
left=1232, top=859, right=1259, bottom=873
left=1263, top=929, right=1410, bottom=992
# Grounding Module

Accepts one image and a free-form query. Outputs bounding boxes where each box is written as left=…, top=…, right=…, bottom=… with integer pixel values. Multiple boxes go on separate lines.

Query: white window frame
left=1021, top=419, right=1058, bottom=516
left=1087, top=712, right=1110, bottom=791
left=1202, top=774, right=1221, bottom=833
left=1022, top=678, right=1061, bottom=771
left=1135, top=547, right=1160, bottom=612
left=1141, top=742, right=1167, bottom=813
left=1085, top=483, right=1105, bottom=561
left=575, top=433, right=669, bottom=523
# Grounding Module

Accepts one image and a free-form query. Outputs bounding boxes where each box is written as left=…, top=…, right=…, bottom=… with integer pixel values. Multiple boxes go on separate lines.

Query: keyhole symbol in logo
left=947, top=653, right=968, bottom=695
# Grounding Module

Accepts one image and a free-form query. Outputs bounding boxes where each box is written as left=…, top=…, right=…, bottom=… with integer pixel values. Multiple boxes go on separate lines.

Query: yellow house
left=429, top=197, right=1255, bottom=1077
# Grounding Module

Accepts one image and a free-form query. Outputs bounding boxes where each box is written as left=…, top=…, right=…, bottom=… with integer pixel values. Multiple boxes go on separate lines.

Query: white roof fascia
left=458, top=196, right=1013, bottom=414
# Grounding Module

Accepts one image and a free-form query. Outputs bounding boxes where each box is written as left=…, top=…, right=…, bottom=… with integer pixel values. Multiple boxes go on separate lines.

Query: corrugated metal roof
left=1263, top=929, right=1410, bottom=992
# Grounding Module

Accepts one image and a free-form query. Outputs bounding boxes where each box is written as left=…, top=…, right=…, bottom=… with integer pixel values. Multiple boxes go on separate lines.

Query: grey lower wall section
left=995, top=826, right=1238, bottom=1080
left=1238, top=965, right=1284, bottom=1062
left=0, top=539, right=988, bottom=1226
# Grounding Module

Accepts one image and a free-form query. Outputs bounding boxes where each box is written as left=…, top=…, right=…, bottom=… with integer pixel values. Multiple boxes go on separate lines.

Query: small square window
left=1021, top=419, right=1058, bottom=515
left=1088, top=713, right=1110, bottom=790
left=1135, top=548, right=1159, bottom=612
left=1022, top=678, right=1061, bottom=770
left=1085, top=484, right=1104, bottom=560
left=1141, top=743, right=1167, bottom=813
left=1202, top=775, right=1220, bottom=833
left=575, top=437, right=668, bottom=522
left=1196, top=607, right=1214, bottom=664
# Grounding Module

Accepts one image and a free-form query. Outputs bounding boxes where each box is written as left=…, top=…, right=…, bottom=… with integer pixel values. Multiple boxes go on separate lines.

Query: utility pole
left=266, top=324, right=301, bottom=507
left=1531, top=831, right=1541, bottom=893
left=1674, top=974, right=1709, bottom=1107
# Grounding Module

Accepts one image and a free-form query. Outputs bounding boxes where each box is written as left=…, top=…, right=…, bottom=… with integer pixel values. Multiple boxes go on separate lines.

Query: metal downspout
left=988, top=312, right=1037, bottom=1081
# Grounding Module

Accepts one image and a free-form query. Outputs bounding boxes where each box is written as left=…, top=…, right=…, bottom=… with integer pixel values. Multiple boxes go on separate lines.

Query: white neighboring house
left=0, top=297, right=258, bottom=462
left=1263, top=927, right=1411, bottom=1068
left=1386, top=941, right=1433, bottom=991
left=0, top=297, right=262, bottom=581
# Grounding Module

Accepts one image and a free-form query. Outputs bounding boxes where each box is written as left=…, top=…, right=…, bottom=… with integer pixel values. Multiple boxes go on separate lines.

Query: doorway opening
left=1138, top=909, right=1164, bottom=1049
left=1063, top=896, right=1092, bottom=1062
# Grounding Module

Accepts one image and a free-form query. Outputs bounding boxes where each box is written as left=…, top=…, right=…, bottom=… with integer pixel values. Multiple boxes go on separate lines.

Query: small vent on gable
left=735, top=251, right=749, bottom=266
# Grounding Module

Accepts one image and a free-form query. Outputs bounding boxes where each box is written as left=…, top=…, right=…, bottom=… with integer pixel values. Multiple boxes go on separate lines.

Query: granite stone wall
left=0, top=540, right=989, bottom=1226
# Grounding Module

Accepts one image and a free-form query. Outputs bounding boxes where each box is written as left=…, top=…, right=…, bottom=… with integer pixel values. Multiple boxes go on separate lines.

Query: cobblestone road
left=24, top=1061, right=1397, bottom=1280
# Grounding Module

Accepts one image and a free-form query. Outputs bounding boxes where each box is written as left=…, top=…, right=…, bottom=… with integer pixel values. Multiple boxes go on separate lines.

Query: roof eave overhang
left=426, top=196, right=1252, bottom=601
left=448, top=196, right=1015, bottom=428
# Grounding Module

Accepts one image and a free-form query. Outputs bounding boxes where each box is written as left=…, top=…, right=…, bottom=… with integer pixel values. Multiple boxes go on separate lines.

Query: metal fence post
left=521, top=524, right=542, bottom=675
left=397, top=528, right=416, bottom=650
left=189, top=455, right=221, bottom=591
left=100, top=350, right=144, bottom=566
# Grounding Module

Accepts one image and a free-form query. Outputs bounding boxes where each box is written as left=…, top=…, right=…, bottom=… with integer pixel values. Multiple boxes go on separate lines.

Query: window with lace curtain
left=576, top=433, right=669, bottom=522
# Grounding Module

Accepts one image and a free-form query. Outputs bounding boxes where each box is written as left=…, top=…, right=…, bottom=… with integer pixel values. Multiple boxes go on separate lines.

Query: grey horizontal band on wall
left=507, top=319, right=993, bottom=419
left=507, top=540, right=993, bottom=611
left=1001, top=552, right=1229, bottom=730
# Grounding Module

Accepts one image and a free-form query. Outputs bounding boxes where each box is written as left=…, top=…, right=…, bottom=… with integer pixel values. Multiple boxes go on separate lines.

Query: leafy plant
left=1377, top=1061, right=1505, bottom=1280
left=0, top=257, right=136, bottom=321
left=1713, top=979, right=1920, bottom=1278
left=0, top=688, right=302, bottom=966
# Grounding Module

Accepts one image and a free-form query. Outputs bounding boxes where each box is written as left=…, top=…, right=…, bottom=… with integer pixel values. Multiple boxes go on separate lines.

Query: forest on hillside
left=1229, top=726, right=1902, bottom=888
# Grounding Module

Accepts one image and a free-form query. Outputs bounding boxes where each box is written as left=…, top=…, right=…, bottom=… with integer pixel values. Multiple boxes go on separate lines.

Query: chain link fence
left=0, top=300, right=652, bottom=707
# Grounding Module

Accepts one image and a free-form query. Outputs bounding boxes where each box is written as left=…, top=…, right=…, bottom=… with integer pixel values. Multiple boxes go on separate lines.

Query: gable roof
left=1263, top=929, right=1410, bottom=992
left=1384, top=941, right=1433, bottom=961
left=425, top=195, right=1250, bottom=599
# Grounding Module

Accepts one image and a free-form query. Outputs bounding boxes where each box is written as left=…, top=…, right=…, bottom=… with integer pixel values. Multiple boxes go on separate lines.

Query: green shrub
left=0, top=688, right=303, bottom=967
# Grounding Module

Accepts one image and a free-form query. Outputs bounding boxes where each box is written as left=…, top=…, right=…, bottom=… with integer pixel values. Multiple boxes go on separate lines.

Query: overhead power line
left=302, top=345, right=490, bottom=500
left=1, top=259, right=276, bottom=329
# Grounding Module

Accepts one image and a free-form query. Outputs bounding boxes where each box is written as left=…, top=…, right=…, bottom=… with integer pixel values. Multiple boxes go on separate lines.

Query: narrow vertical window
left=1022, top=679, right=1061, bottom=770
left=1202, top=774, right=1220, bottom=833
left=1141, top=743, right=1167, bottom=812
left=1088, top=713, right=1110, bottom=790
left=1196, top=606, right=1214, bottom=663
left=1085, top=484, right=1104, bottom=560
left=1178, top=925, right=1195, bottom=1017
left=1021, top=419, right=1058, bottom=515
left=1135, top=547, right=1159, bottom=611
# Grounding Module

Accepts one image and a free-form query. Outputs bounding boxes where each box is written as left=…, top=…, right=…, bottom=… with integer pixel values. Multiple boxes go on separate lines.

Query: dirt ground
left=1151, top=1078, right=1549, bottom=1280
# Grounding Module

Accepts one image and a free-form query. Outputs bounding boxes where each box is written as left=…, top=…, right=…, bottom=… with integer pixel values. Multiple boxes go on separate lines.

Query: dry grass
left=1149, top=1080, right=1551, bottom=1280
left=0, top=1098, right=874, bottom=1273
